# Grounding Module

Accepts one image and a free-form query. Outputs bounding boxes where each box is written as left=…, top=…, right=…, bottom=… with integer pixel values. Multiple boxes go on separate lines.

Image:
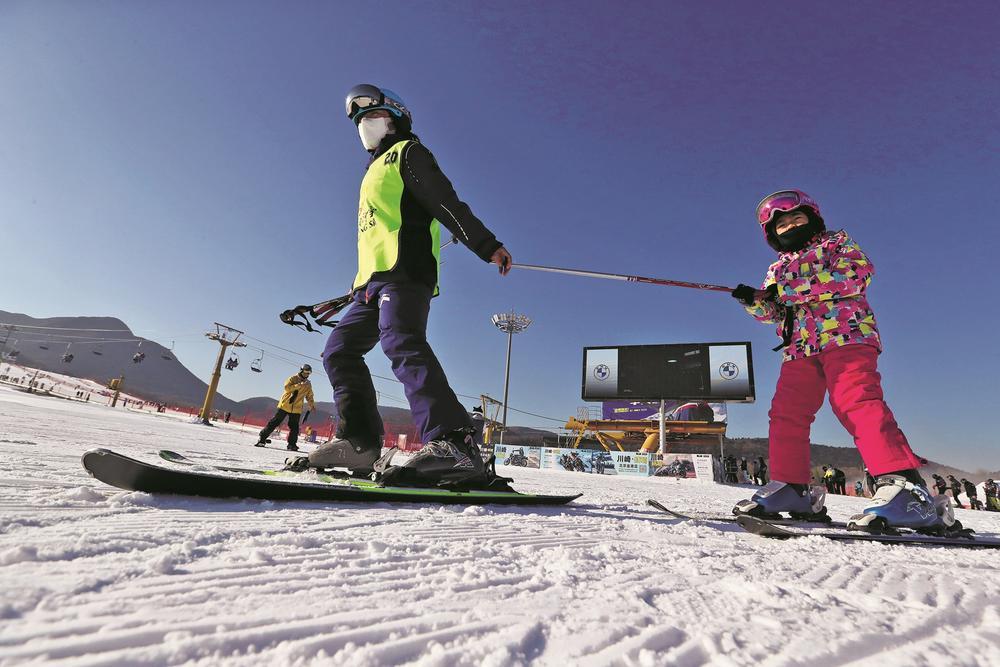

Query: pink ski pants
left=768, top=343, right=921, bottom=484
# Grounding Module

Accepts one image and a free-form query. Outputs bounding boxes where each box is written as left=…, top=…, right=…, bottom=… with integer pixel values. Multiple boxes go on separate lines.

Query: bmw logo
left=719, top=362, right=739, bottom=379
left=594, top=364, right=611, bottom=381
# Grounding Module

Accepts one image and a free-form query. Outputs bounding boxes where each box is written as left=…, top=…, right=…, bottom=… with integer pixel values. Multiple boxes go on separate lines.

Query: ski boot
left=253, top=438, right=270, bottom=448
left=733, top=481, right=830, bottom=522
left=286, top=444, right=299, bottom=452
left=378, top=428, right=506, bottom=490
left=848, top=472, right=962, bottom=536
left=302, top=436, right=379, bottom=474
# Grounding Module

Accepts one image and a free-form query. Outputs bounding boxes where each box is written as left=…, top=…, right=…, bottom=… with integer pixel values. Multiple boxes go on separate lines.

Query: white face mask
left=358, top=115, right=393, bottom=150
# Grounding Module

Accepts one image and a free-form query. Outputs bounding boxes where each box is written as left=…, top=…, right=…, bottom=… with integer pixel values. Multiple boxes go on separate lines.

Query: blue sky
left=2, top=2, right=998, bottom=470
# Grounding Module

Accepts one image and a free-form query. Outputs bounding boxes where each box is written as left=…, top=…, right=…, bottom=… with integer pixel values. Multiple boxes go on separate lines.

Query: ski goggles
left=345, top=84, right=407, bottom=123
left=756, top=190, right=818, bottom=225
left=345, top=84, right=385, bottom=121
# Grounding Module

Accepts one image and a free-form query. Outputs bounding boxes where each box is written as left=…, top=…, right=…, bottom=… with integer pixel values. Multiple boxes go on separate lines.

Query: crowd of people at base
left=722, top=458, right=999, bottom=510
left=930, top=473, right=1000, bottom=511
left=723, top=455, right=768, bottom=485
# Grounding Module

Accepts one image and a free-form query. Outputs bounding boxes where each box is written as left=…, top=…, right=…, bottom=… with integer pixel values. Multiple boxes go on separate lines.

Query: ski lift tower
left=0, top=325, right=15, bottom=360
left=198, top=323, right=246, bottom=425
left=491, top=310, right=531, bottom=442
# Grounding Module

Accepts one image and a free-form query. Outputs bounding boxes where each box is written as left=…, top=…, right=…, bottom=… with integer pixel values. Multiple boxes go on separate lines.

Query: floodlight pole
left=491, top=310, right=532, bottom=443
left=199, top=323, right=246, bottom=425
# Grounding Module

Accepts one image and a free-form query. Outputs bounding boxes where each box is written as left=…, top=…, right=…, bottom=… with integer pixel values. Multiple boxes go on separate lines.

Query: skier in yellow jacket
left=255, top=364, right=316, bottom=451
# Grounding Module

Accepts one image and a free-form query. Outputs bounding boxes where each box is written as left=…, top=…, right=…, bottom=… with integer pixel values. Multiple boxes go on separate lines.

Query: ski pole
left=512, top=263, right=734, bottom=293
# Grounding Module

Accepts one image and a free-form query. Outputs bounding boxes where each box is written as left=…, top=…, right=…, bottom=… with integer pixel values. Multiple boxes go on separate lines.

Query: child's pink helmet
left=755, top=189, right=823, bottom=250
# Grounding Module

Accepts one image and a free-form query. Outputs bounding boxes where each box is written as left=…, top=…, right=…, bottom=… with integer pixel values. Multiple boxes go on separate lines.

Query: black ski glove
left=732, top=283, right=779, bottom=305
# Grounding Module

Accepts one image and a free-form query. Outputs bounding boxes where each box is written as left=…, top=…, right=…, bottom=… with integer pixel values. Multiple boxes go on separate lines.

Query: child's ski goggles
left=756, top=189, right=819, bottom=226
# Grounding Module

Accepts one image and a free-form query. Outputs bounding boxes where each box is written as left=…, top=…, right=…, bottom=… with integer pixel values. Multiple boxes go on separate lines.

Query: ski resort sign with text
left=582, top=342, right=755, bottom=402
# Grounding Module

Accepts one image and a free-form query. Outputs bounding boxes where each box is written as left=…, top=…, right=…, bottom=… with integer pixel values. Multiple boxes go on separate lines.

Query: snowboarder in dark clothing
left=724, top=456, right=739, bottom=483
left=932, top=474, right=948, bottom=496
left=308, top=84, right=512, bottom=488
left=833, top=468, right=847, bottom=495
left=961, top=479, right=982, bottom=510
left=947, top=475, right=964, bottom=508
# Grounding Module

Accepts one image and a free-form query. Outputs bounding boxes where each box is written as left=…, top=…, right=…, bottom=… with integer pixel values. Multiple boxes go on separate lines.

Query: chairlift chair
left=92, top=343, right=103, bottom=356
left=250, top=352, right=263, bottom=373
left=132, top=341, right=145, bottom=364
left=38, top=344, right=49, bottom=350
left=225, top=353, right=240, bottom=371
left=161, top=341, right=174, bottom=361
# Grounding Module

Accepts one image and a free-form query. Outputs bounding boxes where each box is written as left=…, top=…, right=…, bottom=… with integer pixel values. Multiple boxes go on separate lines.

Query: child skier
left=730, top=189, right=956, bottom=533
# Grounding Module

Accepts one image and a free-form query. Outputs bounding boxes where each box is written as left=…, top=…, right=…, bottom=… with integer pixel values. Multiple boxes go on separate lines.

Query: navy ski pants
left=322, top=281, right=471, bottom=446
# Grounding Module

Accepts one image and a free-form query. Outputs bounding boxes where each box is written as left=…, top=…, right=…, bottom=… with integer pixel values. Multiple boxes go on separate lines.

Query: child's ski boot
left=848, top=473, right=962, bottom=536
left=733, top=481, right=829, bottom=522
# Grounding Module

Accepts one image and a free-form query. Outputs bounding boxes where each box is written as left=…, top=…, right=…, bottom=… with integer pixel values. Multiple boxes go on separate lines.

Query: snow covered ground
left=2, top=385, right=1000, bottom=667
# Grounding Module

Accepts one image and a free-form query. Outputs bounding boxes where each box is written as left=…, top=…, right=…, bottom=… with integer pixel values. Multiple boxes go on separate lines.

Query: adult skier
left=932, top=473, right=948, bottom=496
left=984, top=479, right=999, bottom=511
left=731, top=190, right=954, bottom=532
left=948, top=475, right=964, bottom=508
left=961, top=479, right=982, bottom=510
left=306, top=84, right=512, bottom=488
left=255, top=364, right=316, bottom=451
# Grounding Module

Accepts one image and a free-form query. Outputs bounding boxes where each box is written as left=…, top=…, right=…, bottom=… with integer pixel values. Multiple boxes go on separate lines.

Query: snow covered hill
left=2, top=386, right=1000, bottom=666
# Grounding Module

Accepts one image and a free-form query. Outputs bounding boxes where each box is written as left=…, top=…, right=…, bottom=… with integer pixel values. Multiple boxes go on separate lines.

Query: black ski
left=159, top=450, right=366, bottom=480
left=83, top=448, right=581, bottom=506
left=735, top=514, right=1000, bottom=550
left=646, top=499, right=847, bottom=528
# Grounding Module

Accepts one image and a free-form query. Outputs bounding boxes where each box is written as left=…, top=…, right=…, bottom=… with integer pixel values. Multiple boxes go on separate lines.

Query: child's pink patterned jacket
left=743, top=230, right=881, bottom=361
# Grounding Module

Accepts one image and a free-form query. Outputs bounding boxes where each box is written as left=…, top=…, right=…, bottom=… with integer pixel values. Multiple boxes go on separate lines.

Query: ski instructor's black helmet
left=345, top=84, right=412, bottom=134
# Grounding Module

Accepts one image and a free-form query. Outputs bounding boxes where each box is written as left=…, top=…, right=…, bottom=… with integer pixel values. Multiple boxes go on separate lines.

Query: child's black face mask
left=775, top=220, right=822, bottom=252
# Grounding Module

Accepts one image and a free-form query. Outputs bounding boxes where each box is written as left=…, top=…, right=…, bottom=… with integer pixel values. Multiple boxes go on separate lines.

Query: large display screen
left=582, top=342, right=754, bottom=402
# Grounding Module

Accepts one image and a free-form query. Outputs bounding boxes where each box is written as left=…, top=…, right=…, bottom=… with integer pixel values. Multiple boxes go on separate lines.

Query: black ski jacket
left=362, top=132, right=503, bottom=291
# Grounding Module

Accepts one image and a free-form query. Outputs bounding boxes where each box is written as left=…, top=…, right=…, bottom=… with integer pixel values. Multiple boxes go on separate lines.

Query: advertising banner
left=651, top=453, right=697, bottom=478
left=493, top=444, right=541, bottom=469
left=611, top=450, right=651, bottom=476
left=540, top=447, right=618, bottom=475
left=601, top=400, right=727, bottom=423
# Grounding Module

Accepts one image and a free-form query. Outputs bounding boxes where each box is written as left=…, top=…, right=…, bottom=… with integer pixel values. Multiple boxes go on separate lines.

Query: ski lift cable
left=236, top=331, right=567, bottom=425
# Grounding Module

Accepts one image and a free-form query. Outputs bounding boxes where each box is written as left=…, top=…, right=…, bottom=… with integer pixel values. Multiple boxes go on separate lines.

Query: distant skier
left=833, top=467, right=847, bottom=495
left=731, top=190, right=953, bottom=532
left=470, top=406, right=487, bottom=452
left=854, top=481, right=864, bottom=497
left=984, top=479, right=999, bottom=511
left=724, top=455, right=738, bottom=484
left=755, top=456, right=768, bottom=485
left=961, top=479, right=982, bottom=510
left=255, top=365, right=316, bottom=452
left=821, top=466, right=835, bottom=493
left=306, top=84, right=512, bottom=488
left=948, top=475, right=964, bottom=508
left=932, top=474, right=948, bottom=496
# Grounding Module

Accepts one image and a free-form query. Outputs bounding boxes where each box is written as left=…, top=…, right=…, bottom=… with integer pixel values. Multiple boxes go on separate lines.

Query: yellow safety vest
left=353, top=139, right=442, bottom=292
